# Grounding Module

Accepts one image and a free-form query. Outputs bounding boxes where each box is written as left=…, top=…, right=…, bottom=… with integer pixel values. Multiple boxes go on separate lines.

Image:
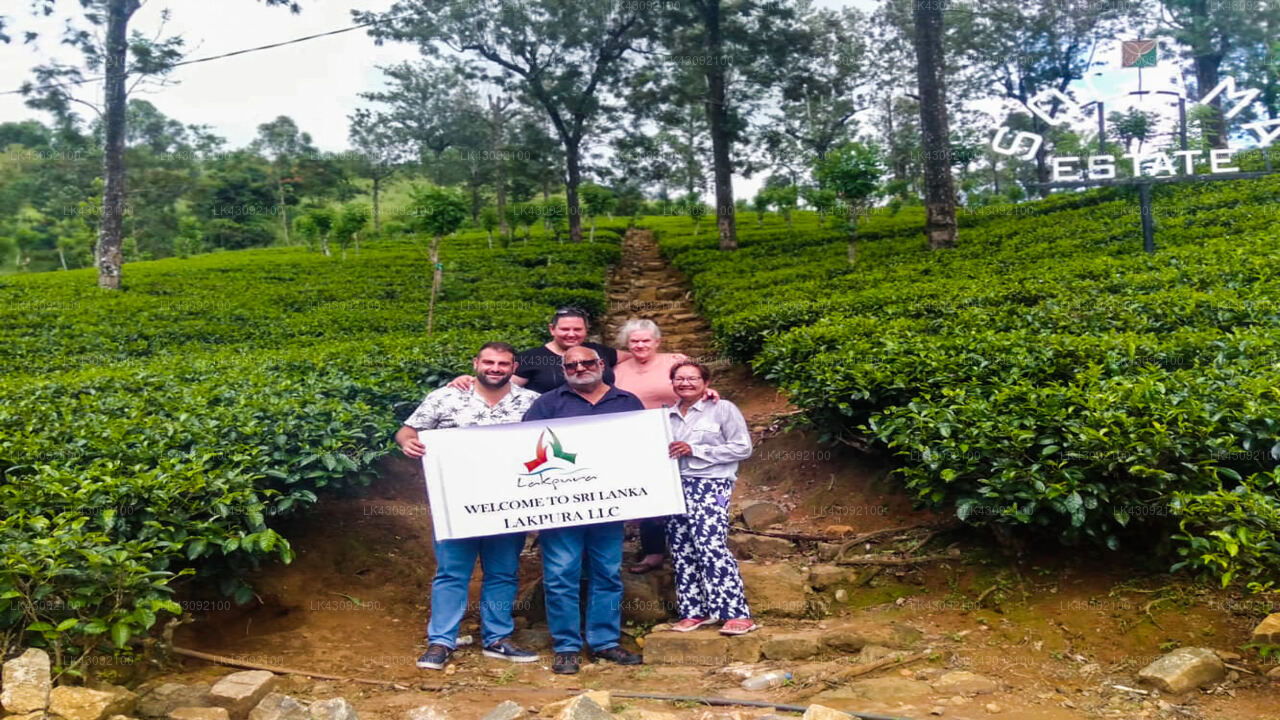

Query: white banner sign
left=421, top=408, right=686, bottom=540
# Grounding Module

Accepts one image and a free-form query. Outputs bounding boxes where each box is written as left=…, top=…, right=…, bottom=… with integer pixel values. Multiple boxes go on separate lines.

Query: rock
left=822, top=620, right=922, bottom=652
left=621, top=572, right=671, bottom=624
left=811, top=678, right=932, bottom=708
left=209, top=672, right=278, bottom=720
left=551, top=696, right=611, bottom=720
left=834, top=589, right=848, bottom=603
left=1251, top=613, right=1280, bottom=644
left=49, top=685, right=138, bottom=720
left=761, top=631, right=822, bottom=660
left=170, top=709, right=231, bottom=720
left=539, top=692, right=610, bottom=717
left=740, top=563, right=809, bottom=617
left=807, top=565, right=850, bottom=590
left=512, top=628, right=554, bottom=652
left=1138, top=647, right=1225, bottom=694
left=985, top=703, right=1001, bottom=713
left=248, top=694, right=309, bottom=720
left=406, top=706, right=448, bottom=720
left=728, top=534, right=796, bottom=559
left=9, top=712, right=53, bottom=720
left=801, top=706, right=848, bottom=720
left=741, top=503, right=786, bottom=530
left=816, top=543, right=842, bottom=561
left=308, top=698, right=356, bottom=720
left=2, top=648, right=52, bottom=715
left=929, top=707, right=945, bottom=716
left=856, top=646, right=904, bottom=664
left=481, top=700, right=525, bottom=720
left=642, top=630, right=762, bottom=665
left=138, top=685, right=211, bottom=719
left=931, top=671, right=998, bottom=695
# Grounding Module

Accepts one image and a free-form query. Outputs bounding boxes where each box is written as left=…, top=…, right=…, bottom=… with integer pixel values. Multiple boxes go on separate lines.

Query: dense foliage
left=648, top=177, right=1280, bottom=590
left=0, top=226, right=622, bottom=670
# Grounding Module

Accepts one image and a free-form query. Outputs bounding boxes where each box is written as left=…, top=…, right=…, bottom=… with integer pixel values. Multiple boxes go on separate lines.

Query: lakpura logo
left=990, top=38, right=1280, bottom=181
left=523, top=428, right=577, bottom=473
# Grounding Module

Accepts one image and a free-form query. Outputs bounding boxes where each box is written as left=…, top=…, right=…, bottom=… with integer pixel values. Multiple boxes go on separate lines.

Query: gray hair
left=616, top=318, right=662, bottom=348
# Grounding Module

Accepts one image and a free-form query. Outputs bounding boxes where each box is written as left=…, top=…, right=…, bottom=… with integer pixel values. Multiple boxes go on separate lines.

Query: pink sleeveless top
left=613, top=354, right=681, bottom=409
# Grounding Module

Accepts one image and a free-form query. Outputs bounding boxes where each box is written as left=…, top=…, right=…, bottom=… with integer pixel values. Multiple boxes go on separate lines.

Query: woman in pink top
left=613, top=318, right=690, bottom=574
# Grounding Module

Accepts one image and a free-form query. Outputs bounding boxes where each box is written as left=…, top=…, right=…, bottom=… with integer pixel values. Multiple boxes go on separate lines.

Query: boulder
left=642, top=630, right=762, bottom=665
left=538, top=692, right=610, bottom=718
left=48, top=685, right=137, bottom=720
left=728, top=534, right=796, bottom=560
left=138, top=684, right=211, bottom=719
left=512, top=628, right=553, bottom=652
left=1251, top=613, right=1280, bottom=644
left=1138, top=647, right=1225, bottom=694
left=808, top=565, right=850, bottom=590
left=761, top=631, right=822, bottom=660
left=170, top=709, right=231, bottom=720
left=209, top=672, right=278, bottom=720
left=621, top=572, right=673, bottom=624
left=551, top=696, right=611, bottom=720
left=2, top=648, right=52, bottom=714
left=821, top=620, right=922, bottom=652
left=741, top=503, right=786, bottom=530
left=248, top=694, right=309, bottom=720
left=308, top=698, right=356, bottom=720
left=931, top=671, right=998, bottom=695
left=480, top=700, right=525, bottom=720
left=740, top=563, right=809, bottom=617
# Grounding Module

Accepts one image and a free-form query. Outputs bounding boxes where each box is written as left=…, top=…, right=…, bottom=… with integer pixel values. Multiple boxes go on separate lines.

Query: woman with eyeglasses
left=663, top=360, right=756, bottom=636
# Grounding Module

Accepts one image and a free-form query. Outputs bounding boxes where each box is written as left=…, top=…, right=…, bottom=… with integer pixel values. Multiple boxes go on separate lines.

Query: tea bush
left=0, top=225, right=623, bottom=670
left=645, top=178, right=1280, bottom=584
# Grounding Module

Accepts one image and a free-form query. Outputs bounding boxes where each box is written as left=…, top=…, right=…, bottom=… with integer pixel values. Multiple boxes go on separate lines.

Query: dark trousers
left=639, top=517, right=667, bottom=556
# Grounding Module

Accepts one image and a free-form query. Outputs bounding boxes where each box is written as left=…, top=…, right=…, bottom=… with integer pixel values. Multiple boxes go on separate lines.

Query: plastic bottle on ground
left=740, top=670, right=792, bottom=690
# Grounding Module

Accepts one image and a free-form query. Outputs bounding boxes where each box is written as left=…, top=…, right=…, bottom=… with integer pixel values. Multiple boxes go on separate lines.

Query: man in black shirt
left=448, top=307, right=623, bottom=394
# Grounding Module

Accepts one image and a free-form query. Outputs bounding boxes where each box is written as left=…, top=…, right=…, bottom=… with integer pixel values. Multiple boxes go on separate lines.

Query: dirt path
left=163, top=229, right=1278, bottom=720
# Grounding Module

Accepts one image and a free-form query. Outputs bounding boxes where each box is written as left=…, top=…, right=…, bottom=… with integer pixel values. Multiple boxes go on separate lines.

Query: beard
left=477, top=372, right=512, bottom=389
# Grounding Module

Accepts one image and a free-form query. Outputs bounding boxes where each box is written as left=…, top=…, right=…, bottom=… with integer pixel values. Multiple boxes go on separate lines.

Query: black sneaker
left=552, top=651, right=581, bottom=675
left=483, top=637, right=539, bottom=663
left=591, top=645, right=643, bottom=665
left=416, top=643, right=452, bottom=670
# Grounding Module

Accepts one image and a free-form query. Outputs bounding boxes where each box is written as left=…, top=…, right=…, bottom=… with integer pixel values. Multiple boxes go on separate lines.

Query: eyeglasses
left=563, top=359, right=601, bottom=371
left=672, top=376, right=703, bottom=384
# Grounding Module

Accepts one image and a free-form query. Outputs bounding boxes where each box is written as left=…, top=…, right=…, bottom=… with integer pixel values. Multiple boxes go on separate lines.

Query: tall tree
left=913, top=0, right=958, bottom=249
left=5, top=0, right=302, bottom=289
left=347, top=109, right=410, bottom=236
left=358, top=0, right=653, bottom=243
left=1158, top=0, right=1266, bottom=147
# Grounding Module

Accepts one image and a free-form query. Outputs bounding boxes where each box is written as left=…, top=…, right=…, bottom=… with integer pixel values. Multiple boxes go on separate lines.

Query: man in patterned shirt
left=395, top=341, right=541, bottom=671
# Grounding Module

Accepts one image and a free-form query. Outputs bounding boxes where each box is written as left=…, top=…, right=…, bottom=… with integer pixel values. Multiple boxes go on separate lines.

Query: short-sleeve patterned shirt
left=403, top=384, right=540, bottom=431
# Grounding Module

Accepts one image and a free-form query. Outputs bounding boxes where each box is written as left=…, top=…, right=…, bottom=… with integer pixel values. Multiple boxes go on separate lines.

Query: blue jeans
left=427, top=532, right=526, bottom=648
left=539, top=521, right=624, bottom=653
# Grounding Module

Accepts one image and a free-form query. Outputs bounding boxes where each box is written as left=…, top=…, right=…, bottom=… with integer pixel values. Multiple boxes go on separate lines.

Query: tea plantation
left=648, top=177, right=1280, bottom=592
left=0, top=227, right=623, bottom=668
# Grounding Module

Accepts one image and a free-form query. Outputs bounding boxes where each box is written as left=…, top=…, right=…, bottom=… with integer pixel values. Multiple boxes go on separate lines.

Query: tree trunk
left=1195, top=52, right=1228, bottom=149
left=487, top=230, right=493, bottom=249
left=277, top=179, right=290, bottom=243
left=912, top=0, right=957, bottom=250
left=96, top=0, right=140, bottom=290
left=427, top=235, right=442, bottom=335
left=702, top=1, right=738, bottom=251
left=372, top=176, right=382, bottom=235
left=58, top=246, right=68, bottom=271
left=589, top=216, right=596, bottom=242
left=564, top=142, right=584, bottom=243
left=490, top=99, right=510, bottom=238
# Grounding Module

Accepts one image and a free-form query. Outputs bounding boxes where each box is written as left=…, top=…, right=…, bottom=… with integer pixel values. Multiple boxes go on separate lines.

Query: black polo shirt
left=522, top=383, right=645, bottom=421
left=515, top=342, right=618, bottom=394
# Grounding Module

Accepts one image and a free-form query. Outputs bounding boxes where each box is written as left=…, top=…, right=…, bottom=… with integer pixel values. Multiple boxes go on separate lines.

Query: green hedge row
left=645, top=180, right=1280, bottom=590
left=0, top=225, right=623, bottom=671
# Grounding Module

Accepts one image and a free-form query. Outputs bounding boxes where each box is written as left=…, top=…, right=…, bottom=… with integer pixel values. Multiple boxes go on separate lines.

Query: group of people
left=394, top=307, right=757, bottom=675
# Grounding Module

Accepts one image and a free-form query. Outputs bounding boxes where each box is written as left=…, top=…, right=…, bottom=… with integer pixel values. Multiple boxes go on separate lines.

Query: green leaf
left=56, top=618, right=79, bottom=632
left=110, top=622, right=131, bottom=648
